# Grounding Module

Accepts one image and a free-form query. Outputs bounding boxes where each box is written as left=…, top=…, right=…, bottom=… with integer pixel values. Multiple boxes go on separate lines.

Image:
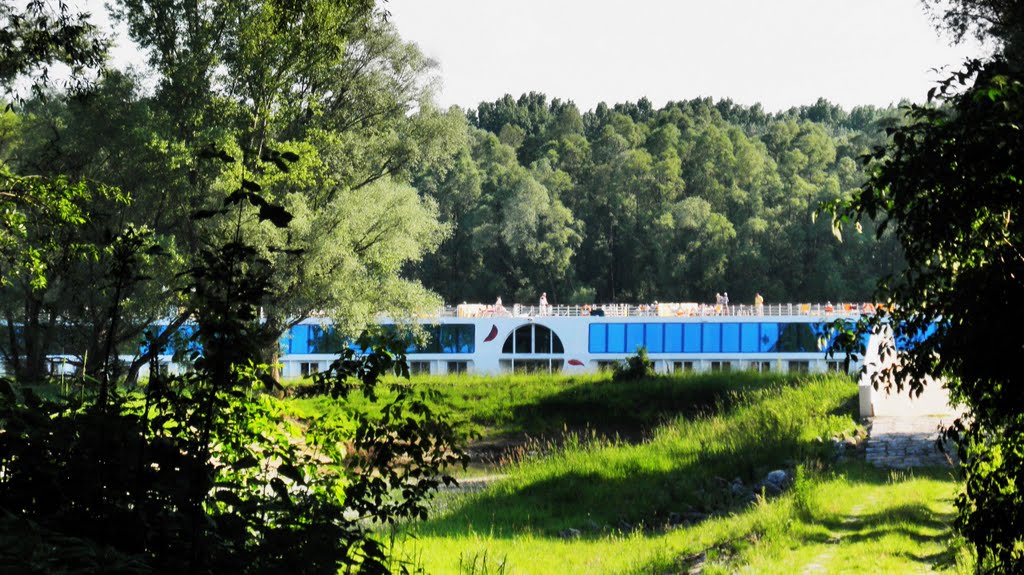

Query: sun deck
left=441, top=301, right=879, bottom=319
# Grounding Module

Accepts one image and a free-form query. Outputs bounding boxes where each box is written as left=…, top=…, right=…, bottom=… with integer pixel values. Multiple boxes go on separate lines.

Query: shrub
left=613, top=346, right=656, bottom=382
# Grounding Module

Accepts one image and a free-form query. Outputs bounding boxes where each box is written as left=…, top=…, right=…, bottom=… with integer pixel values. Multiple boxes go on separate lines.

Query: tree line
left=413, top=93, right=905, bottom=307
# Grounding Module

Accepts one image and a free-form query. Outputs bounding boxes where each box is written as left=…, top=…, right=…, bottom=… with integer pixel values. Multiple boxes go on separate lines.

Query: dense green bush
left=612, top=346, right=656, bottom=381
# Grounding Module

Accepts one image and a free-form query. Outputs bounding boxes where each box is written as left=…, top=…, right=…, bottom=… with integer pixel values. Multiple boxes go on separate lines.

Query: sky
left=385, top=0, right=989, bottom=113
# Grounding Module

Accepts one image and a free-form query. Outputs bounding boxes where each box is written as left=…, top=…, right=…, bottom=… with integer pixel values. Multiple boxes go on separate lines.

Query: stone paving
left=865, top=415, right=957, bottom=468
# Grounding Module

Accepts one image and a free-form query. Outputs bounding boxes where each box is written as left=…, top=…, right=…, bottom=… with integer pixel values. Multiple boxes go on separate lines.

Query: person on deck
left=755, top=293, right=764, bottom=316
left=539, top=292, right=548, bottom=315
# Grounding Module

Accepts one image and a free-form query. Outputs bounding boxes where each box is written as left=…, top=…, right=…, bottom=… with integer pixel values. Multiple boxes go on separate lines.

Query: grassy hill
left=285, top=371, right=971, bottom=574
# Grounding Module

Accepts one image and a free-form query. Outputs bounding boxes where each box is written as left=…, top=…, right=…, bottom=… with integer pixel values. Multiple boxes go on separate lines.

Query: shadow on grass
left=419, top=436, right=816, bottom=539
left=507, top=372, right=797, bottom=435
left=616, top=463, right=961, bottom=575
left=416, top=375, right=864, bottom=541
left=803, top=465, right=960, bottom=569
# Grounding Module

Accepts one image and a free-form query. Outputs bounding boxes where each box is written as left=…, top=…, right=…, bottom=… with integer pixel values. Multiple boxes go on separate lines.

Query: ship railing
left=440, top=302, right=884, bottom=319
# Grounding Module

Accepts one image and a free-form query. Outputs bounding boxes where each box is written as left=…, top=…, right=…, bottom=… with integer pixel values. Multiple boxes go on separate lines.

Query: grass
left=283, top=370, right=802, bottom=442
left=280, top=370, right=970, bottom=573
left=379, top=373, right=970, bottom=574
left=396, top=463, right=968, bottom=575
left=416, top=375, right=860, bottom=535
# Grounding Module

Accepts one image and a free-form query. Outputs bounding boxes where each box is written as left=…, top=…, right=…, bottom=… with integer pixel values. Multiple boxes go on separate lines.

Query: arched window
left=500, top=324, right=565, bottom=374
left=501, top=324, right=564, bottom=354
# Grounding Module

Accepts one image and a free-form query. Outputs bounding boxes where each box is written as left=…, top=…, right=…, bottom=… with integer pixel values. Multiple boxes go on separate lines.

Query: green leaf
left=224, top=190, right=249, bottom=205
left=192, top=208, right=225, bottom=220
left=0, top=378, right=16, bottom=402
left=232, top=455, right=259, bottom=470
left=258, top=203, right=293, bottom=228
left=277, top=464, right=305, bottom=485
left=214, top=491, right=245, bottom=507
left=271, top=157, right=290, bottom=173
left=270, top=477, right=292, bottom=504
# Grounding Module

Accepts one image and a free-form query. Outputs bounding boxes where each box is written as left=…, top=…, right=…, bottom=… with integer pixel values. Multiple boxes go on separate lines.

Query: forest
left=416, top=93, right=904, bottom=305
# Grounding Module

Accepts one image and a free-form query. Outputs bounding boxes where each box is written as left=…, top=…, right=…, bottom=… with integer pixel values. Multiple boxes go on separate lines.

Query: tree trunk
left=124, top=313, right=190, bottom=386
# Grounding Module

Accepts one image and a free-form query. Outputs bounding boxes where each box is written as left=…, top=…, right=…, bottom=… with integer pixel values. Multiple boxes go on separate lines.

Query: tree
left=0, top=77, right=180, bottom=384
left=922, top=0, right=1024, bottom=63
left=0, top=0, right=107, bottom=93
left=831, top=59, right=1024, bottom=571
left=103, top=1, right=459, bottom=372
left=414, top=92, right=898, bottom=305
left=0, top=1, right=120, bottom=381
left=0, top=4, right=466, bottom=571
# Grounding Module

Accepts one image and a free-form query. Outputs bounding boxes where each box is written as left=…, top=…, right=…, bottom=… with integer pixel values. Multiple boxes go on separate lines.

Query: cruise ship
left=275, top=301, right=873, bottom=378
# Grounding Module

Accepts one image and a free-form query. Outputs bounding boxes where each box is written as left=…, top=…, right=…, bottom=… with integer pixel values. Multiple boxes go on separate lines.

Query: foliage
left=612, top=345, right=656, bottom=381
left=0, top=350, right=463, bottom=573
left=0, top=0, right=108, bottom=93
left=417, top=94, right=903, bottom=305
left=922, top=0, right=1024, bottom=63
left=831, top=57, right=1024, bottom=572
left=0, top=139, right=464, bottom=574
left=0, top=167, right=139, bottom=383
left=98, top=0, right=458, bottom=367
left=0, top=5, right=467, bottom=568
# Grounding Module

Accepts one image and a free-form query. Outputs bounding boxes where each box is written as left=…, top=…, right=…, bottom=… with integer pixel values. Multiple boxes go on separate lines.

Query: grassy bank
left=284, top=370, right=802, bottom=441
left=386, top=374, right=969, bottom=574
left=400, top=464, right=966, bottom=575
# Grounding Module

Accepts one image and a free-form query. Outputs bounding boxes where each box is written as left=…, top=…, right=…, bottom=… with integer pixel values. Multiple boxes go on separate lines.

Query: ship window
left=500, top=359, right=564, bottom=374
left=300, top=362, right=320, bottom=377
left=588, top=324, right=606, bottom=353
left=502, top=324, right=565, bottom=355
left=308, top=325, right=347, bottom=354
left=536, top=325, right=552, bottom=353
left=711, top=361, right=731, bottom=373
left=410, top=361, right=431, bottom=375
left=672, top=361, right=694, bottom=373
left=683, top=324, right=701, bottom=352
left=440, top=324, right=475, bottom=353
left=774, top=324, right=819, bottom=353
left=721, top=324, right=740, bottom=353
left=645, top=324, right=664, bottom=353
left=447, top=361, right=469, bottom=375
left=703, top=324, right=721, bottom=353
left=515, top=325, right=532, bottom=353
left=788, top=360, right=810, bottom=374
left=740, top=324, right=760, bottom=353
left=665, top=324, right=683, bottom=353
left=607, top=324, right=626, bottom=353
left=759, top=323, right=780, bottom=352
left=626, top=324, right=644, bottom=354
